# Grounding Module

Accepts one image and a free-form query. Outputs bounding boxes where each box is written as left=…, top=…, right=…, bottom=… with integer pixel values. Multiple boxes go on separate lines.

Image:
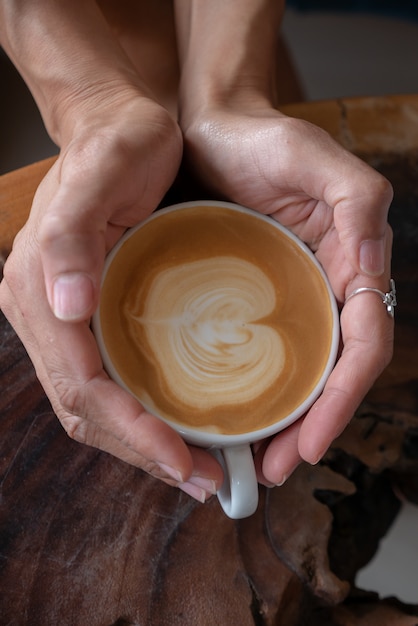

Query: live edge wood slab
left=1, top=96, right=418, bottom=625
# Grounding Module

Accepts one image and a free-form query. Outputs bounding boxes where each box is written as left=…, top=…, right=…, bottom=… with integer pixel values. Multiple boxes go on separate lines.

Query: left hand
left=0, top=95, right=223, bottom=502
left=181, top=105, right=394, bottom=485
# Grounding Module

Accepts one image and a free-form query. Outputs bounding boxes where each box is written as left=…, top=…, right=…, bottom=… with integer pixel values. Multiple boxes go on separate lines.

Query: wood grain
left=0, top=158, right=55, bottom=254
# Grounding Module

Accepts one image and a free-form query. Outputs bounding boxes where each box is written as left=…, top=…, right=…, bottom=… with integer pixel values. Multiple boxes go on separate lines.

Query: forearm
left=98, top=0, right=180, bottom=117
left=0, top=0, right=150, bottom=145
left=174, top=0, right=285, bottom=125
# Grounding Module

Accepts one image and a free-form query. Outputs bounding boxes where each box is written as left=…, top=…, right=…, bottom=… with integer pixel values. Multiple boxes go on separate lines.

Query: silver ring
left=345, top=278, right=397, bottom=318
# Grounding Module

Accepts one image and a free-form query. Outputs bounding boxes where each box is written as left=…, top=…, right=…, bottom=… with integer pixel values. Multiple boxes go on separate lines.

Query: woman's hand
left=181, top=105, right=394, bottom=485
left=0, top=94, right=222, bottom=502
left=0, top=0, right=223, bottom=503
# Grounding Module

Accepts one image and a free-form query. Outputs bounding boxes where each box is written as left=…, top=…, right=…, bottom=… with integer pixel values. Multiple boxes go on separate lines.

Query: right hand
left=0, top=93, right=223, bottom=503
left=180, top=104, right=394, bottom=487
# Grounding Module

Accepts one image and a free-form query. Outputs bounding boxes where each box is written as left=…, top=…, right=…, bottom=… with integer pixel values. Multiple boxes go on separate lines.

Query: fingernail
left=188, top=475, right=217, bottom=495
left=275, top=474, right=288, bottom=487
left=179, top=481, right=208, bottom=503
left=52, top=273, right=95, bottom=320
left=360, top=239, right=385, bottom=276
left=178, top=475, right=218, bottom=503
left=309, top=445, right=329, bottom=465
left=157, top=462, right=184, bottom=483
left=275, top=461, right=301, bottom=486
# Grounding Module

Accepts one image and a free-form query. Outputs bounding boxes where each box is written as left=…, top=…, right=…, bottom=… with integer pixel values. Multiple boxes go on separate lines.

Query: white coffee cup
left=92, top=201, right=340, bottom=519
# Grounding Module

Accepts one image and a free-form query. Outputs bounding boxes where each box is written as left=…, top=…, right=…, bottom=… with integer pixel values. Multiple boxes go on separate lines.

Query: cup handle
left=211, top=445, right=259, bottom=519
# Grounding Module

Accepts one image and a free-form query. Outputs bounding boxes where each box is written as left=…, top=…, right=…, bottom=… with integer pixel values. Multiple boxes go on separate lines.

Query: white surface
left=356, top=501, right=418, bottom=603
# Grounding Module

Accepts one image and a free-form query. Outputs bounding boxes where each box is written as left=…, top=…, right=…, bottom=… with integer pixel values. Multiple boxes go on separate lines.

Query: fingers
left=177, top=110, right=395, bottom=488
left=298, top=279, right=394, bottom=465
left=258, top=222, right=394, bottom=481
left=1, top=251, right=223, bottom=501
left=282, top=126, right=394, bottom=462
left=0, top=267, right=183, bottom=472
left=259, top=279, right=394, bottom=480
left=36, top=154, right=126, bottom=322
left=39, top=220, right=118, bottom=322
left=332, top=168, right=393, bottom=278
left=179, top=446, right=223, bottom=502
left=34, top=103, right=182, bottom=323
left=38, top=205, right=105, bottom=321
left=267, top=117, right=393, bottom=279
left=298, top=122, right=394, bottom=278
left=254, top=421, right=302, bottom=486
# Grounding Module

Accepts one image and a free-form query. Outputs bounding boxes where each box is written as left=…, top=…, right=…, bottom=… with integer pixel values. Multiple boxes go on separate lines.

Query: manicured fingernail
left=179, top=481, right=208, bottom=503
left=157, top=462, right=184, bottom=483
left=188, top=475, right=217, bottom=495
left=52, top=273, right=95, bottom=320
left=360, top=239, right=385, bottom=276
left=178, top=475, right=218, bottom=503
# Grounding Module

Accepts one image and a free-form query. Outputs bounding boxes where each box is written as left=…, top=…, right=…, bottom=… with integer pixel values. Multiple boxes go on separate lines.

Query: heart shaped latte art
left=130, top=256, right=285, bottom=411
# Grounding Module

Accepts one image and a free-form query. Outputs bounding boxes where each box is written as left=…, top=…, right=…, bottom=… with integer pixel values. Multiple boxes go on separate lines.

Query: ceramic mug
left=92, top=201, right=340, bottom=518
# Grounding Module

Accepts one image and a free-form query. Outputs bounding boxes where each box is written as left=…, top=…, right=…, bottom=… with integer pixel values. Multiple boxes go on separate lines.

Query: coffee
left=97, top=203, right=335, bottom=435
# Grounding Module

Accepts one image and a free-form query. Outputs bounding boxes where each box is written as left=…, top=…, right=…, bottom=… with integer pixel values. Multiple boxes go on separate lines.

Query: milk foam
left=129, top=256, right=285, bottom=410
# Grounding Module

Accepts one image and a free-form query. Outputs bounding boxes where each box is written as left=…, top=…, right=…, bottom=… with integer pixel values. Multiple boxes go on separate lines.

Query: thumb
left=38, top=184, right=108, bottom=322
left=331, top=159, right=393, bottom=278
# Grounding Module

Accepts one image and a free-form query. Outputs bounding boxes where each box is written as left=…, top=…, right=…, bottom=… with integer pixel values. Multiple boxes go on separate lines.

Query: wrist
left=175, top=0, right=283, bottom=131
left=48, top=77, right=153, bottom=147
left=178, top=80, right=276, bottom=136
left=0, top=0, right=154, bottom=146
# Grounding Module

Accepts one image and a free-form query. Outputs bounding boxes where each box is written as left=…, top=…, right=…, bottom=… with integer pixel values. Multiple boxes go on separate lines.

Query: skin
left=0, top=0, right=394, bottom=502
left=175, top=0, right=394, bottom=485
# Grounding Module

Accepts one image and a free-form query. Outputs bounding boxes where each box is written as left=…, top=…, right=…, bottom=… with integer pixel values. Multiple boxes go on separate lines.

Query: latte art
left=129, top=256, right=285, bottom=410
left=97, top=204, right=335, bottom=435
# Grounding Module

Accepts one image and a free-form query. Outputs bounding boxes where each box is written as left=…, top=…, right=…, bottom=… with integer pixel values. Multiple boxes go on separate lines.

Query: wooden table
left=1, top=96, right=418, bottom=625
